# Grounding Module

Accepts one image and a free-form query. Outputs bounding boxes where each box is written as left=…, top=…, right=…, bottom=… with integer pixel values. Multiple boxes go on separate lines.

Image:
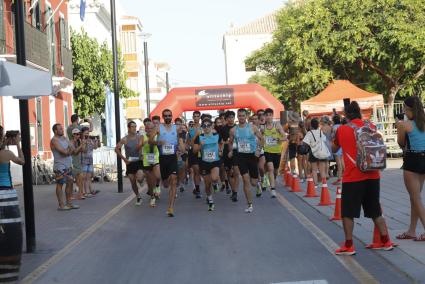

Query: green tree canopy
left=246, top=0, right=425, bottom=113
left=71, top=29, right=137, bottom=117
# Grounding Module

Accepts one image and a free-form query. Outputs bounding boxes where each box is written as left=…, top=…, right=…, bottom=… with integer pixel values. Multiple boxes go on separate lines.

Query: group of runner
left=115, top=108, right=287, bottom=217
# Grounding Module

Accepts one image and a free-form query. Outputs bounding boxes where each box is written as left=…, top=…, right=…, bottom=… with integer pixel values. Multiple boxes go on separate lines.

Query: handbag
left=310, top=130, right=330, bottom=159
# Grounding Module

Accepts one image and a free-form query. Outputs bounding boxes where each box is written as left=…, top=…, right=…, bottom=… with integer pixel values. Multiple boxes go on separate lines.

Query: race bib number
left=163, top=144, right=175, bottom=155
left=146, top=153, right=156, bottom=164
left=265, top=136, right=277, bottom=146
left=203, top=150, right=216, bottom=162
left=238, top=142, right=251, bottom=153
left=128, top=156, right=139, bottom=162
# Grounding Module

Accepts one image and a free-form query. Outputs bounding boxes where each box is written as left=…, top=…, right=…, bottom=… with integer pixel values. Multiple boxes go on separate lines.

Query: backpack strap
left=310, top=130, right=316, bottom=142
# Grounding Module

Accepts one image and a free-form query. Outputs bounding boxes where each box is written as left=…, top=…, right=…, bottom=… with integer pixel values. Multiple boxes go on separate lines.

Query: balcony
left=24, top=22, right=50, bottom=70
left=0, top=16, right=50, bottom=70
left=60, top=46, right=73, bottom=80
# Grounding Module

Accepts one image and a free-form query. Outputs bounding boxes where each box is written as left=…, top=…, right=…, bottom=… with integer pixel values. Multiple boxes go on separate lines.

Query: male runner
left=149, top=109, right=184, bottom=217
left=228, top=108, right=263, bottom=213
left=142, top=120, right=161, bottom=207
left=175, top=117, right=188, bottom=193
left=193, top=118, right=223, bottom=211
left=251, top=113, right=267, bottom=197
left=263, top=108, right=287, bottom=198
left=115, top=121, right=144, bottom=205
left=220, top=110, right=240, bottom=200
left=187, top=111, right=202, bottom=198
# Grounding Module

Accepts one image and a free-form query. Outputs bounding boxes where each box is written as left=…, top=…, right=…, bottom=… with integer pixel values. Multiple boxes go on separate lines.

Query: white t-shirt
left=303, top=129, right=326, bottom=146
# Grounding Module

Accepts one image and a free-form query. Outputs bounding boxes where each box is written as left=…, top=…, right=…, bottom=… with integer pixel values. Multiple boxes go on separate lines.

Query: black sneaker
left=208, top=202, right=215, bottom=211
left=226, top=188, right=231, bottom=194
left=231, top=192, right=238, bottom=202
left=213, top=183, right=220, bottom=193
left=195, top=189, right=201, bottom=199
left=179, top=186, right=185, bottom=193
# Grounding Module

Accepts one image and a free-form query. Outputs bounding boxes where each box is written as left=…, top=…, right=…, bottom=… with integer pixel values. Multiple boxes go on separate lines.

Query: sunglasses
left=201, top=124, right=212, bottom=128
left=73, top=133, right=80, bottom=136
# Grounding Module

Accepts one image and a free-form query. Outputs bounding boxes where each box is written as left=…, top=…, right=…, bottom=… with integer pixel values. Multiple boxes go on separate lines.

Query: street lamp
left=139, top=32, right=152, bottom=117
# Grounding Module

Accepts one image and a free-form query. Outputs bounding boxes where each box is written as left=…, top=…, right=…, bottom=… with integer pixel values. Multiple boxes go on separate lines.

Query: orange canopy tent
left=300, top=80, right=384, bottom=118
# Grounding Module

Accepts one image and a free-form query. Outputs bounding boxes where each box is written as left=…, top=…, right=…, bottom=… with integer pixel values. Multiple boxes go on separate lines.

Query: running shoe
left=68, top=204, right=80, bottom=209
left=231, top=192, right=238, bottom=202
left=195, top=189, right=202, bottom=199
left=167, top=208, right=174, bottom=217
left=213, top=183, right=220, bottom=193
left=262, top=177, right=269, bottom=189
left=245, top=204, right=253, bottom=213
left=335, top=245, right=356, bottom=255
left=208, top=201, right=215, bottom=211
left=135, top=197, right=142, bottom=206
left=371, top=241, right=394, bottom=251
left=256, top=183, right=262, bottom=197
left=179, top=186, right=185, bottom=193
left=149, top=197, right=156, bottom=207
left=226, top=187, right=231, bottom=194
left=271, top=189, right=276, bottom=198
left=57, top=205, right=72, bottom=211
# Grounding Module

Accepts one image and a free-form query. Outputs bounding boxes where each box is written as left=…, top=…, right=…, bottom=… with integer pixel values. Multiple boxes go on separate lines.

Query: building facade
left=0, top=0, right=73, bottom=159
left=222, top=12, right=277, bottom=85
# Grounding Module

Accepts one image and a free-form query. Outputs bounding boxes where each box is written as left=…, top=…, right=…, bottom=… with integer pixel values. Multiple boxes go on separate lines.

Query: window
left=30, top=0, right=41, bottom=30
left=45, top=3, right=56, bottom=73
left=36, top=98, right=43, bottom=151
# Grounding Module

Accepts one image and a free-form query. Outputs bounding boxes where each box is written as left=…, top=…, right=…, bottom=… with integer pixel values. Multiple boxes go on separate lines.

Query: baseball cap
left=72, top=128, right=81, bottom=134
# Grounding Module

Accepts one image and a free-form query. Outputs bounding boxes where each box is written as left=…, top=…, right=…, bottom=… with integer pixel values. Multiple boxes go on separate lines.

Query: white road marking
left=271, top=281, right=328, bottom=284
left=275, top=192, right=379, bottom=284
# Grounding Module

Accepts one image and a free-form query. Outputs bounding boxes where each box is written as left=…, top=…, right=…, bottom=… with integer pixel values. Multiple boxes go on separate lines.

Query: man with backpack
left=333, top=101, right=392, bottom=255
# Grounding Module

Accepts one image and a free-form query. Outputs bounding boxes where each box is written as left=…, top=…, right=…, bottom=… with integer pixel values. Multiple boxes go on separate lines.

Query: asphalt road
left=20, top=180, right=412, bottom=284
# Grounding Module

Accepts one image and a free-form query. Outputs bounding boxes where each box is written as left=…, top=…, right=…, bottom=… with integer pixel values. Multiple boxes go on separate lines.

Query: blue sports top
left=197, top=133, right=220, bottom=163
left=235, top=124, right=257, bottom=154
left=158, top=124, right=178, bottom=155
left=0, top=163, right=12, bottom=188
left=407, top=121, right=425, bottom=151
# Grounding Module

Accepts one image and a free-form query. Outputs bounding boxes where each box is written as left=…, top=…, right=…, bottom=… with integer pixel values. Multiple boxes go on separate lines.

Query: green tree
left=71, top=29, right=137, bottom=117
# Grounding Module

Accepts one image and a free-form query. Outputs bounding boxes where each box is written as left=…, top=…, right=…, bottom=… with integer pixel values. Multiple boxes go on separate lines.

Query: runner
left=175, top=117, right=188, bottom=193
left=228, top=108, right=263, bottom=213
left=215, top=116, right=228, bottom=192
left=149, top=109, right=185, bottom=217
left=152, top=115, right=161, bottom=128
left=220, top=110, right=240, bottom=201
left=251, top=113, right=267, bottom=196
left=262, top=108, right=287, bottom=198
left=187, top=111, right=202, bottom=198
left=141, top=120, right=161, bottom=207
left=115, top=121, right=144, bottom=206
left=193, top=118, right=223, bottom=211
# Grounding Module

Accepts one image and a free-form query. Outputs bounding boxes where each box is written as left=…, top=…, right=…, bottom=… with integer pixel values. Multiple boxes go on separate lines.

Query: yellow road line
left=20, top=193, right=135, bottom=284
left=275, top=192, right=379, bottom=284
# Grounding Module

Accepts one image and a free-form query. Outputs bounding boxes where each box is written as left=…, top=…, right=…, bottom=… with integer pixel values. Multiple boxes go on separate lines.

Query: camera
left=5, top=130, right=19, bottom=138
left=89, top=135, right=99, bottom=140
left=396, top=113, right=405, bottom=121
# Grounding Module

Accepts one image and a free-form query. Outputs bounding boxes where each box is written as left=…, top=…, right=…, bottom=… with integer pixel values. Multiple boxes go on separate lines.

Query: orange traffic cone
left=284, top=171, right=290, bottom=187
left=330, top=186, right=342, bottom=220
left=286, top=173, right=293, bottom=189
left=304, top=176, right=319, bottom=198
left=366, top=206, right=398, bottom=248
left=290, top=175, right=303, bottom=192
left=318, top=179, right=333, bottom=206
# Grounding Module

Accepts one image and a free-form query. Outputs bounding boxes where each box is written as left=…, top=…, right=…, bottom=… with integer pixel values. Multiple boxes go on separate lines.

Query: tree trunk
left=387, top=85, right=400, bottom=122
left=291, top=94, right=298, bottom=112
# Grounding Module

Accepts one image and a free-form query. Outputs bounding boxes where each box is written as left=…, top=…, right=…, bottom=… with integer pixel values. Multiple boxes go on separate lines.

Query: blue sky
left=119, top=0, right=285, bottom=87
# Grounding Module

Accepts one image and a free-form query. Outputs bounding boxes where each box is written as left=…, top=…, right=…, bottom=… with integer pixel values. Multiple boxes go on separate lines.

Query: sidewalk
left=16, top=180, right=135, bottom=278
left=289, top=158, right=425, bottom=279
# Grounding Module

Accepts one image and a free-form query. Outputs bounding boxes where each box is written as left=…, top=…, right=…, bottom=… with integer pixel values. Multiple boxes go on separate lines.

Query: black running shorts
left=159, top=155, right=178, bottom=180
left=126, top=161, right=143, bottom=176
left=223, top=149, right=237, bottom=171
left=264, top=152, right=281, bottom=169
left=188, top=149, right=201, bottom=166
left=288, top=143, right=297, bottom=160
left=200, top=160, right=220, bottom=176
left=341, top=179, right=381, bottom=219
left=236, top=153, right=258, bottom=179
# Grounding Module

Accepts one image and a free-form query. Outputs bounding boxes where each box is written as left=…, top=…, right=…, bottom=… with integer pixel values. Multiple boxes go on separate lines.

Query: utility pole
left=166, top=72, right=170, bottom=93
left=110, top=0, right=123, bottom=193
left=143, top=41, right=150, bottom=116
left=14, top=0, right=36, bottom=253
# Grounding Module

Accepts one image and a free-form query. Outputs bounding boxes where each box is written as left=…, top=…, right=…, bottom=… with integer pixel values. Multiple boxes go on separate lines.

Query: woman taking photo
left=80, top=127, right=100, bottom=198
left=0, top=126, right=25, bottom=283
left=396, top=96, right=425, bottom=241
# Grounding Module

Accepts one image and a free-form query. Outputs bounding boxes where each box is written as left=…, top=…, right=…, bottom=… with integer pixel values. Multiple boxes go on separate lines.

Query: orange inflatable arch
left=150, top=84, right=284, bottom=119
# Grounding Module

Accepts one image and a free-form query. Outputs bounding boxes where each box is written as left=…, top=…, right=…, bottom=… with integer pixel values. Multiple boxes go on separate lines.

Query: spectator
left=66, top=114, right=93, bottom=139
left=320, top=116, right=333, bottom=180
left=70, top=128, right=85, bottom=199
left=396, top=96, right=425, bottom=241
left=333, top=101, right=392, bottom=255
left=331, top=114, right=344, bottom=185
left=50, top=123, right=80, bottom=210
left=303, top=118, right=327, bottom=186
left=80, top=127, right=100, bottom=197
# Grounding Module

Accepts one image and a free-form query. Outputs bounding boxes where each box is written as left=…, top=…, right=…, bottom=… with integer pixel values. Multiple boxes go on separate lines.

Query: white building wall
left=223, top=34, right=273, bottom=85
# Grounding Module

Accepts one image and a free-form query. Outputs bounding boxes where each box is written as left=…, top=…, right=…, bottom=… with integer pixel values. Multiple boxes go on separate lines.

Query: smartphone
left=343, top=98, right=351, bottom=111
